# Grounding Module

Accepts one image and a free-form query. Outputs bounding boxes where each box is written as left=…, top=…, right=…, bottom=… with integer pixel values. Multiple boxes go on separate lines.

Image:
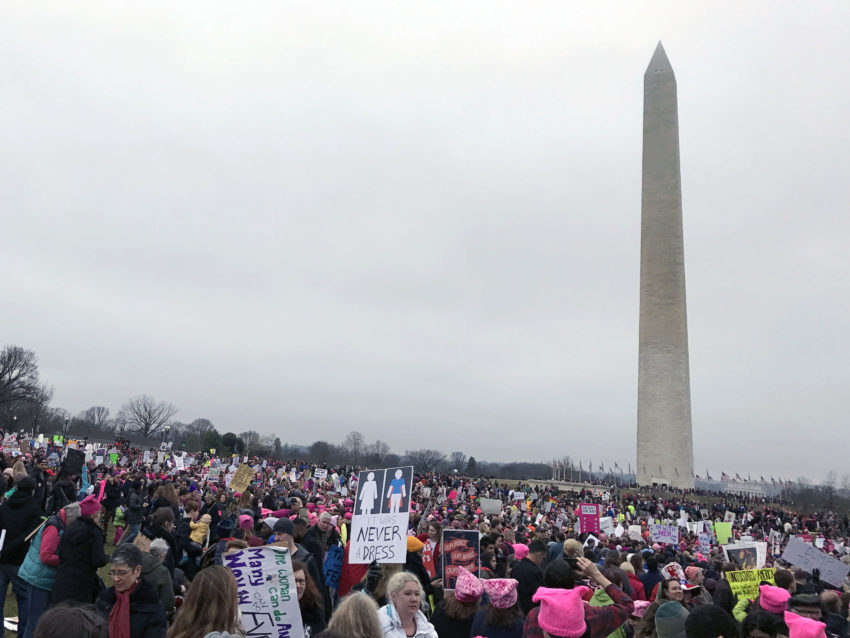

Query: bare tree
left=84, top=406, right=111, bottom=428
left=240, top=430, right=261, bottom=455
left=187, top=418, right=215, bottom=435
left=0, top=346, right=43, bottom=408
left=343, top=431, right=366, bottom=464
left=367, top=440, right=391, bottom=465
left=449, top=451, right=468, bottom=470
left=116, top=395, right=177, bottom=438
left=405, top=449, right=445, bottom=473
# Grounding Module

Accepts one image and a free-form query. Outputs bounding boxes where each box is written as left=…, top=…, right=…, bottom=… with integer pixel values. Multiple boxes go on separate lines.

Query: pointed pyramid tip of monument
left=646, top=41, right=674, bottom=76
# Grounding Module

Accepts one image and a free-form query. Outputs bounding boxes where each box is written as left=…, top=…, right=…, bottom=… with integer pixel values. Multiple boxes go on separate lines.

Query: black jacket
left=141, top=525, right=178, bottom=578
left=28, top=467, right=50, bottom=512
left=0, top=490, right=42, bottom=566
left=96, top=578, right=167, bottom=638
left=102, top=480, right=123, bottom=509
left=125, top=488, right=145, bottom=526
left=51, top=480, right=78, bottom=514
left=51, top=516, right=109, bottom=604
left=511, top=557, right=543, bottom=616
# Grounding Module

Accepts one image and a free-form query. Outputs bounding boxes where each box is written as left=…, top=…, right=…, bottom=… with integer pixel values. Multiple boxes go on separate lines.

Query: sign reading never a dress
left=349, top=466, right=414, bottom=564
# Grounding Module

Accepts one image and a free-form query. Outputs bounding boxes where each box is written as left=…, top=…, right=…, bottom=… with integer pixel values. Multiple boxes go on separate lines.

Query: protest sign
left=698, top=533, right=713, bottom=555
left=578, top=503, right=600, bottom=534
left=726, top=568, right=775, bottom=600
left=479, top=498, right=502, bottom=515
left=614, top=523, right=625, bottom=538
left=700, top=509, right=710, bottom=520
left=63, top=448, right=85, bottom=476
left=724, top=511, right=736, bottom=523
left=555, top=513, right=566, bottom=530
left=350, top=466, right=414, bottom=564
left=174, top=454, right=185, bottom=471
left=223, top=546, right=304, bottom=638
left=442, top=529, right=480, bottom=589
left=109, top=453, right=119, bottom=466
left=143, top=451, right=151, bottom=464
left=649, top=524, right=680, bottom=545
left=628, top=525, right=643, bottom=541
left=724, top=541, right=767, bottom=569
left=313, top=468, right=328, bottom=480
left=582, top=534, right=600, bottom=549
left=600, top=516, right=615, bottom=536
left=229, top=464, right=255, bottom=494
left=323, top=544, right=344, bottom=590
left=782, top=536, right=850, bottom=588
left=714, top=522, right=732, bottom=545
left=662, top=562, right=686, bottom=582
left=207, top=466, right=221, bottom=478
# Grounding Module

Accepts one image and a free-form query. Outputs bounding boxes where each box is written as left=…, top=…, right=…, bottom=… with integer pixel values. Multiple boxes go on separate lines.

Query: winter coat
left=378, top=603, right=438, bottom=638
left=102, top=480, right=124, bottom=509
left=50, top=480, right=77, bottom=514
left=0, top=490, right=42, bottom=566
left=18, top=510, right=70, bottom=591
left=430, top=601, right=476, bottom=638
left=140, top=552, right=175, bottom=615
left=469, top=607, right=524, bottom=638
left=125, top=488, right=145, bottom=525
left=95, top=579, right=167, bottom=638
left=299, top=600, right=326, bottom=638
left=51, top=517, right=109, bottom=604
left=140, top=525, right=178, bottom=578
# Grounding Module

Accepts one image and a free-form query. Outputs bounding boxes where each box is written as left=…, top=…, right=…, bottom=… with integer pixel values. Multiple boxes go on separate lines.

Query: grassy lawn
left=3, top=522, right=118, bottom=629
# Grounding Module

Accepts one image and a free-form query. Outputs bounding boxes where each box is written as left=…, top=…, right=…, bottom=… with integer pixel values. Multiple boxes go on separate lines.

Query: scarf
left=109, top=580, right=139, bottom=638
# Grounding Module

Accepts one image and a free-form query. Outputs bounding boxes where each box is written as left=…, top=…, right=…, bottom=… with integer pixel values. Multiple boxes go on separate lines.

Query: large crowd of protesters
left=1, top=435, right=849, bottom=638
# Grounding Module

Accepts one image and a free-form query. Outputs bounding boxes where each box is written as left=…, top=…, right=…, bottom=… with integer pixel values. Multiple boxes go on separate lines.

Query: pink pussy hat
left=759, top=584, right=791, bottom=614
left=483, top=578, right=518, bottom=609
left=532, top=586, right=590, bottom=637
left=512, top=543, right=529, bottom=560
left=784, top=611, right=827, bottom=638
left=454, top=566, right=484, bottom=603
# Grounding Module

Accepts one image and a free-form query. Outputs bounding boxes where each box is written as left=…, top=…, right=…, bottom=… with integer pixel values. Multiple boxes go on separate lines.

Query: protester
left=320, top=592, right=382, bottom=638
left=377, top=571, right=438, bottom=638
left=51, top=494, right=108, bottom=605
left=95, top=544, right=167, bottom=638
left=469, top=578, right=523, bottom=638
left=18, top=502, right=81, bottom=638
left=293, top=559, right=326, bottom=637
left=430, top=566, right=483, bottom=638
left=33, top=604, right=108, bottom=638
left=166, top=566, right=241, bottom=638
left=141, top=539, right=175, bottom=619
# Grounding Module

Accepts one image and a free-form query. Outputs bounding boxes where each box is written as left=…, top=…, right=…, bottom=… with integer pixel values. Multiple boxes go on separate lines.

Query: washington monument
left=636, top=43, right=694, bottom=490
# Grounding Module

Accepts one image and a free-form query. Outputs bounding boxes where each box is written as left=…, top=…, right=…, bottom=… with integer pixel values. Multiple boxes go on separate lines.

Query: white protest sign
left=724, top=511, right=736, bottom=522
left=174, top=454, right=185, bottom=471
left=350, top=466, right=414, bottom=564
left=555, top=514, right=566, bottom=529
left=649, top=524, right=680, bottom=545
left=781, top=536, right=850, bottom=588
left=313, top=468, right=328, bottom=480
left=628, top=525, right=643, bottom=541
left=582, top=534, right=600, bottom=549
left=600, top=516, right=615, bottom=536
left=724, top=541, right=767, bottom=569
left=143, top=451, right=151, bottom=464
left=614, top=524, right=625, bottom=538
left=479, top=498, right=503, bottom=515
left=223, top=546, right=304, bottom=638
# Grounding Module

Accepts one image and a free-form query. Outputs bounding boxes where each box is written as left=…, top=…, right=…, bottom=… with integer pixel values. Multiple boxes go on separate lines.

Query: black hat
left=15, top=476, right=37, bottom=493
left=273, top=518, right=294, bottom=536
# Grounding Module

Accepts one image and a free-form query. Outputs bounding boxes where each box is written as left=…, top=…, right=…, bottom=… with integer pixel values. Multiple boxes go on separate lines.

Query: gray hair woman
left=377, top=571, right=437, bottom=638
left=141, top=539, right=175, bottom=616
left=95, top=544, right=167, bottom=638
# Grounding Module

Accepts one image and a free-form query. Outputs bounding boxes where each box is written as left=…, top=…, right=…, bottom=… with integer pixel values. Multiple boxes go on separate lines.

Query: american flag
left=721, top=472, right=730, bottom=480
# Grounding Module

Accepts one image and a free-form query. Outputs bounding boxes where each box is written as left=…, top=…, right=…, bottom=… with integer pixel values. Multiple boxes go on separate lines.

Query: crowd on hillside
left=0, top=436, right=849, bottom=638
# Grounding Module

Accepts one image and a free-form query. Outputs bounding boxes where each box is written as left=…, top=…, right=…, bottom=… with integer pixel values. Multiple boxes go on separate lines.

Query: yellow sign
left=229, top=464, right=254, bottom=494
left=726, top=568, right=775, bottom=600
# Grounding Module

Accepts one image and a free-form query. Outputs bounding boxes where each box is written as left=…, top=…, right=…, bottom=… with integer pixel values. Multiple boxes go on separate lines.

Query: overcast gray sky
left=2, top=2, right=848, bottom=482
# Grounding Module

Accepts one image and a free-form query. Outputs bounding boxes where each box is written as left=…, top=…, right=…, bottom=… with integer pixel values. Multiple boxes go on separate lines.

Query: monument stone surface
left=636, top=43, right=695, bottom=490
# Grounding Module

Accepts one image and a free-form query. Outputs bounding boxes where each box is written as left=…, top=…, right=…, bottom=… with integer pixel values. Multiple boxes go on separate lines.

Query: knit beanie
left=655, top=601, right=689, bottom=638
left=759, top=584, right=791, bottom=614
left=512, top=543, right=529, bottom=560
left=79, top=494, right=102, bottom=517
left=684, top=566, right=700, bottom=580
left=483, top=578, right=518, bottom=609
left=454, top=566, right=484, bottom=603
left=532, top=586, right=590, bottom=637
left=238, top=514, right=254, bottom=530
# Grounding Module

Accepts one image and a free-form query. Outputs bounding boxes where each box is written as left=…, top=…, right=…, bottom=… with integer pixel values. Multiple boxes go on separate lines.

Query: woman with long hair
left=469, top=578, right=523, bottom=638
left=167, top=566, right=242, bottom=638
left=318, top=592, right=382, bottom=638
left=293, top=560, right=326, bottom=637
left=429, top=567, right=482, bottom=638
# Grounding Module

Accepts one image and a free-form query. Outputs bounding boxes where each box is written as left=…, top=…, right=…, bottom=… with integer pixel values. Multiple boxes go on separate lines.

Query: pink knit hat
left=512, top=543, right=529, bottom=560
left=454, top=567, right=484, bottom=603
left=784, top=611, right=827, bottom=638
left=631, top=599, right=651, bottom=619
left=759, top=585, right=790, bottom=614
left=533, top=586, right=590, bottom=637
left=483, top=579, right=518, bottom=609
left=79, top=495, right=102, bottom=517
left=684, top=566, right=701, bottom=580
left=238, top=514, right=254, bottom=530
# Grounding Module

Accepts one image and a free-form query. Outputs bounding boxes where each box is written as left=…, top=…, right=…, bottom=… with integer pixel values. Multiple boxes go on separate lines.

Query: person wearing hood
left=0, top=475, right=43, bottom=638
left=18, top=501, right=81, bottom=638
left=51, top=494, right=109, bottom=605
left=140, top=507, right=179, bottom=578
left=141, top=539, right=175, bottom=619
left=49, top=470, right=78, bottom=515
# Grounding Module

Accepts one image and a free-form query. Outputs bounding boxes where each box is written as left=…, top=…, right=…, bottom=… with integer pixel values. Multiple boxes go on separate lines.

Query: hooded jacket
left=50, top=516, right=109, bottom=604
left=140, top=552, right=175, bottom=615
